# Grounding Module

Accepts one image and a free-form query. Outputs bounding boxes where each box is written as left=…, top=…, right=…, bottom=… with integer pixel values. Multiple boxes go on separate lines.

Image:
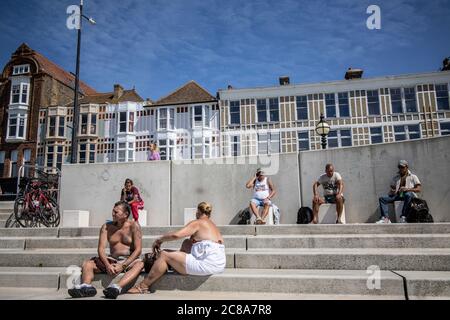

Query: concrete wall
left=171, top=153, right=301, bottom=225
left=60, top=161, right=171, bottom=226
left=299, top=136, right=450, bottom=223
left=61, top=136, right=450, bottom=226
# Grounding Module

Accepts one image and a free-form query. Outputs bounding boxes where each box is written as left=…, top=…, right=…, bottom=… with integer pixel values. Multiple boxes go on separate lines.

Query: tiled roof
left=12, top=43, right=97, bottom=95
left=150, top=81, right=217, bottom=107
left=78, top=89, right=144, bottom=105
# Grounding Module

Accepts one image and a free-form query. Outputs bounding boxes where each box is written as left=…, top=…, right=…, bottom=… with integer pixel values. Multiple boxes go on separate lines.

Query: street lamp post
left=315, top=114, right=330, bottom=149
left=70, top=0, right=96, bottom=164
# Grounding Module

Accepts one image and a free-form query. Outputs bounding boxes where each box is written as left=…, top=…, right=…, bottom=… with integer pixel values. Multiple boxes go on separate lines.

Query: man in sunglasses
left=377, top=160, right=422, bottom=224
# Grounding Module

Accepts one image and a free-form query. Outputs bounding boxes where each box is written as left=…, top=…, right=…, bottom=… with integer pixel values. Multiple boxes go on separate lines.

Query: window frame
left=229, top=101, right=241, bottom=125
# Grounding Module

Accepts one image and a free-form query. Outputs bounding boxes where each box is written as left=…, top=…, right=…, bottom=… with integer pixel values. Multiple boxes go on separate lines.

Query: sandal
left=127, top=284, right=150, bottom=294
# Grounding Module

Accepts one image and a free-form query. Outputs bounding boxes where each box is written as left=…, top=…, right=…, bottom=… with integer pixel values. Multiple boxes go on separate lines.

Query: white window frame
left=328, top=129, right=352, bottom=148
left=6, top=113, right=27, bottom=140
left=298, top=131, right=310, bottom=151
left=435, top=83, right=450, bottom=111
left=10, top=83, right=29, bottom=105
left=367, top=89, right=381, bottom=116
left=229, top=101, right=241, bottom=125
left=370, top=127, right=384, bottom=144
left=394, top=124, right=421, bottom=141
left=192, top=105, right=211, bottom=129
left=10, top=150, right=18, bottom=178
left=12, top=64, right=30, bottom=75
left=157, top=108, right=174, bottom=131
left=337, top=92, right=351, bottom=118
left=325, top=93, right=338, bottom=118
left=296, top=95, right=309, bottom=121
left=440, top=122, right=450, bottom=136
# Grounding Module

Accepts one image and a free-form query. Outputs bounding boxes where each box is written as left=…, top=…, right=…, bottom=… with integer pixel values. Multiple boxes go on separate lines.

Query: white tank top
left=253, top=177, right=270, bottom=200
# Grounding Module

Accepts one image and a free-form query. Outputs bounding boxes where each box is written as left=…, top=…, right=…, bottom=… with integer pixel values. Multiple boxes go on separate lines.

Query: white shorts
left=185, top=240, right=226, bottom=276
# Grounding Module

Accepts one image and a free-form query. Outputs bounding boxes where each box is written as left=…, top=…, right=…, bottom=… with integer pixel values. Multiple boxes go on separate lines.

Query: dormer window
left=12, top=64, right=30, bottom=75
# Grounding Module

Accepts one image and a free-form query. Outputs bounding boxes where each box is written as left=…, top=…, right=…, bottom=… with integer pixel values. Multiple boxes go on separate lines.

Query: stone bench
left=249, top=206, right=275, bottom=225
left=318, top=204, right=346, bottom=224
left=138, top=209, right=147, bottom=226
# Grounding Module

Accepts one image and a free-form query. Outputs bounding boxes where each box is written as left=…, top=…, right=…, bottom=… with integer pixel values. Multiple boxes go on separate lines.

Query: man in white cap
left=377, top=160, right=422, bottom=224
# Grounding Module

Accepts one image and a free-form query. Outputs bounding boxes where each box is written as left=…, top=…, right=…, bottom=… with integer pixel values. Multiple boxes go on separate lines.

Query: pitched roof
left=150, top=81, right=217, bottom=107
left=78, top=89, right=144, bottom=105
left=12, top=43, right=97, bottom=95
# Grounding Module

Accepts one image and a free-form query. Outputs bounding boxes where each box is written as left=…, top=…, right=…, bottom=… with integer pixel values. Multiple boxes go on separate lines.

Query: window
left=193, top=137, right=203, bottom=159
left=119, top=112, right=127, bottom=132
left=440, top=122, right=450, bottom=136
left=370, top=127, right=383, bottom=144
left=231, top=135, right=240, bottom=156
left=258, top=133, right=268, bottom=154
left=328, top=129, right=352, bottom=148
left=404, top=87, right=417, bottom=112
left=23, top=149, right=32, bottom=177
left=11, top=85, right=20, bottom=104
left=128, top=112, right=134, bottom=132
left=230, top=101, right=240, bottom=125
left=390, top=88, right=402, bottom=114
left=269, top=98, right=279, bottom=122
left=78, top=144, right=86, bottom=163
left=436, top=84, right=449, bottom=110
left=0, top=151, right=5, bottom=177
left=269, top=132, right=280, bottom=154
left=49, top=116, right=56, bottom=137
left=367, top=90, right=380, bottom=115
left=59, top=117, right=65, bottom=137
left=81, top=114, right=88, bottom=135
left=338, top=92, right=350, bottom=117
left=89, top=145, right=96, bottom=164
left=21, top=84, right=28, bottom=104
left=11, top=150, right=18, bottom=177
left=158, top=109, right=174, bottom=130
left=296, top=96, right=308, bottom=120
left=7, top=114, right=26, bottom=140
left=13, top=64, right=30, bottom=75
left=118, top=143, right=126, bottom=162
left=90, top=114, right=97, bottom=135
left=257, top=100, right=267, bottom=123
left=325, top=94, right=336, bottom=118
left=10, top=83, right=29, bottom=105
left=298, top=131, right=310, bottom=151
left=394, top=124, right=421, bottom=141
left=194, top=106, right=203, bottom=127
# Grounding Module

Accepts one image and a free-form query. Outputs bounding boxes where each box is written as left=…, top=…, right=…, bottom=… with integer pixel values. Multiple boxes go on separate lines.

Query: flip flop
left=127, top=285, right=150, bottom=294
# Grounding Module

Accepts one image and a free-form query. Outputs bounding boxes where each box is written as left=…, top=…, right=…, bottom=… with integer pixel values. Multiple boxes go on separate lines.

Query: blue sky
left=1, top=0, right=449, bottom=100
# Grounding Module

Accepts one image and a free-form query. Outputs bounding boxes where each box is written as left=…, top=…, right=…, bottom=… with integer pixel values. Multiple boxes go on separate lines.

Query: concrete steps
left=1, top=224, right=450, bottom=299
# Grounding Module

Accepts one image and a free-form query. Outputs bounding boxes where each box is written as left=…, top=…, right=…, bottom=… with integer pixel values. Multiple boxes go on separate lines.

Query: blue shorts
left=251, top=199, right=272, bottom=207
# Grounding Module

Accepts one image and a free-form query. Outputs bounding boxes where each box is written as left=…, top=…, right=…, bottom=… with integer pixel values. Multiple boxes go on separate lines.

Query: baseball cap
left=398, top=160, right=409, bottom=168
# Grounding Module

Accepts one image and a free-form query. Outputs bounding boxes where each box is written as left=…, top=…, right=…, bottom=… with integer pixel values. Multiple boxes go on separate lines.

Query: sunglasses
left=398, top=166, right=406, bottom=169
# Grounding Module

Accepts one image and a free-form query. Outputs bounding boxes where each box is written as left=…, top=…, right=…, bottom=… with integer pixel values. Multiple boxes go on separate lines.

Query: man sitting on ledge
left=68, top=201, right=144, bottom=299
left=245, top=168, right=277, bottom=225
left=377, top=160, right=422, bottom=224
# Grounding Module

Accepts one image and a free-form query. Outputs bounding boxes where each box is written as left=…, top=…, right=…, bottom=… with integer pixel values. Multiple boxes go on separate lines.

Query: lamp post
left=315, top=114, right=330, bottom=149
left=70, top=0, right=96, bottom=164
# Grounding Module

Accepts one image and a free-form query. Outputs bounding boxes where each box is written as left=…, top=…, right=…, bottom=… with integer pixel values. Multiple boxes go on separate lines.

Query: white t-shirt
left=317, top=172, right=343, bottom=196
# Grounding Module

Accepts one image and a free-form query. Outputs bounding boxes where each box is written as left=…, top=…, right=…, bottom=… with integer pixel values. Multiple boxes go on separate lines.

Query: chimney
left=279, top=76, right=290, bottom=86
left=345, top=68, right=363, bottom=80
left=442, top=57, right=450, bottom=71
left=227, top=85, right=233, bottom=90
left=114, top=84, right=124, bottom=99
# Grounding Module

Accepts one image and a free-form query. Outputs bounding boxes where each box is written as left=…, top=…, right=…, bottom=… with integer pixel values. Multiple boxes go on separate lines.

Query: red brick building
left=0, top=43, right=97, bottom=191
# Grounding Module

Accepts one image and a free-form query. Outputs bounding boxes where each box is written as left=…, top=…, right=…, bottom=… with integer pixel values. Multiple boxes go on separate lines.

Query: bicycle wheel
left=5, top=213, right=21, bottom=228
left=40, top=197, right=60, bottom=227
left=14, top=197, right=33, bottom=228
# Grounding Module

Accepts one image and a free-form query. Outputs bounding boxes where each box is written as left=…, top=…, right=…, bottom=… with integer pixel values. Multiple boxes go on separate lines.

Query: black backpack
left=297, top=207, right=313, bottom=224
left=406, top=198, right=433, bottom=223
left=238, top=208, right=252, bottom=225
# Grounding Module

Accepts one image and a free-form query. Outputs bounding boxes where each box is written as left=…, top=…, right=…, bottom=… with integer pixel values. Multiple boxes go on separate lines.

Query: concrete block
left=62, top=210, right=90, bottom=228
left=318, top=204, right=346, bottom=224
left=138, top=210, right=147, bottom=226
left=394, top=271, right=450, bottom=299
left=184, top=208, right=197, bottom=225
left=250, top=206, right=274, bottom=225
left=394, top=201, right=404, bottom=222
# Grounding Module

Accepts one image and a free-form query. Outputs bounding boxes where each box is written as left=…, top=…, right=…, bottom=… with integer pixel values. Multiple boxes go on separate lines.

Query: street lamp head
left=315, top=114, right=330, bottom=136
left=88, top=17, right=96, bottom=25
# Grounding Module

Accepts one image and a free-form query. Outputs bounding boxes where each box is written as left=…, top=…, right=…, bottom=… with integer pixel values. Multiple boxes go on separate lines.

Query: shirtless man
left=68, top=201, right=144, bottom=299
left=127, top=202, right=226, bottom=294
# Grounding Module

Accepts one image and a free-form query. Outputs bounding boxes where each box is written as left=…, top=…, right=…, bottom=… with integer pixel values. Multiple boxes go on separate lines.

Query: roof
left=11, top=43, right=97, bottom=95
left=150, top=81, right=217, bottom=107
left=78, top=89, right=144, bottom=105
